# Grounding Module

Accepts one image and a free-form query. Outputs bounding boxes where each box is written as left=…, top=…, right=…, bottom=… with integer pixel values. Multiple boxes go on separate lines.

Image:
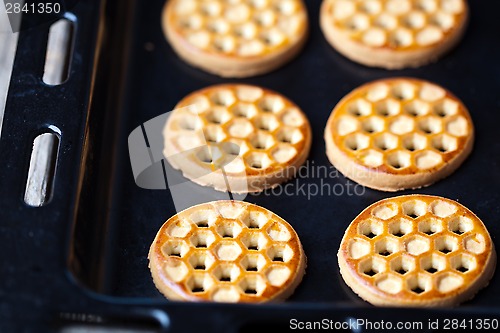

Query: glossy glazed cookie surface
left=324, top=78, right=474, bottom=191
left=164, top=84, right=312, bottom=193
left=163, top=0, right=309, bottom=77
left=149, top=200, right=306, bottom=302
left=320, top=0, right=468, bottom=69
left=338, top=195, right=496, bottom=307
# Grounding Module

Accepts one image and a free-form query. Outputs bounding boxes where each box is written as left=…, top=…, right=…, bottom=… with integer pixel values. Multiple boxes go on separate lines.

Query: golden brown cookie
left=320, top=0, right=468, bottom=69
left=338, top=194, right=496, bottom=307
left=324, top=78, right=474, bottom=191
left=164, top=84, right=312, bottom=193
left=148, top=200, right=306, bottom=302
left=162, top=0, right=309, bottom=77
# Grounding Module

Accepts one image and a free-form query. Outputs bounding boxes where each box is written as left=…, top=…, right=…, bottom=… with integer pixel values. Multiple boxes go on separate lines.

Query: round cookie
left=337, top=194, right=496, bottom=307
left=148, top=200, right=306, bottom=302
left=162, top=0, right=309, bottom=78
left=320, top=0, right=469, bottom=69
left=164, top=84, right=312, bottom=193
left=324, top=78, right=474, bottom=192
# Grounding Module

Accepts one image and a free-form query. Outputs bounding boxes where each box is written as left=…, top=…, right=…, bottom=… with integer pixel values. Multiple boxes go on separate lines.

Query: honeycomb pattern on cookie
left=150, top=201, right=304, bottom=302
left=168, top=0, right=308, bottom=57
left=165, top=84, right=311, bottom=177
left=323, top=0, right=467, bottom=49
left=326, top=78, right=473, bottom=174
left=340, top=195, right=493, bottom=301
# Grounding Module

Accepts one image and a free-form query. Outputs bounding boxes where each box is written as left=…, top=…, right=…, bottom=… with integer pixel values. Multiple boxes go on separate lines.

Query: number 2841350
left=5, top=2, right=61, bottom=14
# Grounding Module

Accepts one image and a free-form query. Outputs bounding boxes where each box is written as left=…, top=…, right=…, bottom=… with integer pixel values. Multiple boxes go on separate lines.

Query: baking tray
left=2, top=0, right=500, bottom=331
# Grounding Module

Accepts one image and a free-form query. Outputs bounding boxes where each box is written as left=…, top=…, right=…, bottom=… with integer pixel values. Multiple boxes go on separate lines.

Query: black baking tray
left=2, top=0, right=500, bottom=332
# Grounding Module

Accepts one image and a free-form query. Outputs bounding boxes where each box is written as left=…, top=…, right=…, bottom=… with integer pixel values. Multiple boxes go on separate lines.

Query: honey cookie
left=163, top=0, right=309, bottom=77
left=148, top=200, right=306, bottom=302
left=324, top=78, right=474, bottom=191
left=338, top=194, right=496, bottom=307
left=164, top=84, right=312, bottom=193
left=320, top=0, right=468, bottom=69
